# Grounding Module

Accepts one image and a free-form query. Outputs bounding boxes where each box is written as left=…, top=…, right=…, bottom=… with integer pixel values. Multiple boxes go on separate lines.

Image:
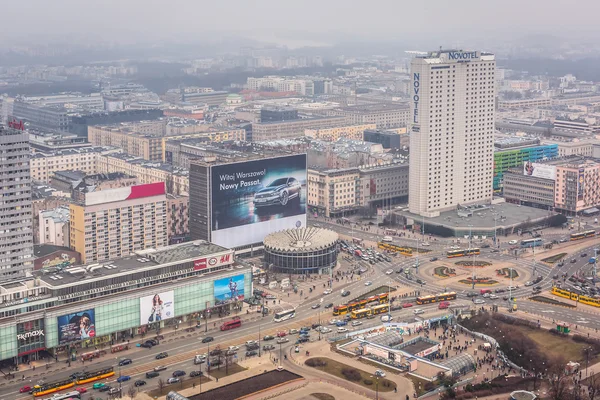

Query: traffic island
left=541, top=253, right=567, bottom=264
left=304, top=357, right=397, bottom=392
left=529, top=295, right=577, bottom=308
left=458, top=277, right=498, bottom=286
left=496, top=267, right=519, bottom=279
left=434, top=267, right=456, bottom=278
left=455, top=260, right=492, bottom=267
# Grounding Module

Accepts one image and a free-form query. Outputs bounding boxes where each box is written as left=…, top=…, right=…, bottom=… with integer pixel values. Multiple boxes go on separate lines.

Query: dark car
left=117, top=375, right=131, bottom=383
left=145, top=372, right=160, bottom=379
left=311, top=323, right=321, bottom=329
left=263, top=335, right=275, bottom=341
left=155, top=352, right=168, bottom=360
left=571, top=259, right=577, bottom=263
left=341, top=290, right=351, bottom=297
left=172, top=370, right=186, bottom=378
left=430, top=257, right=438, bottom=262
left=202, top=336, right=214, bottom=343
left=134, top=380, right=146, bottom=387
left=118, top=358, right=132, bottom=366
left=324, top=303, right=334, bottom=309
left=254, top=177, right=301, bottom=208
left=557, top=262, right=564, bottom=267
left=246, top=350, right=258, bottom=357
left=99, top=386, right=111, bottom=392
left=147, top=339, right=159, bottom=345
left=582, top=253, right=588, bottom=257
left=246, top=344, right=260, bottom=351
left=189, top=371, right=204, bottom=378
left=297, top=336, right=310, bottom=343
left=263, top=344, right=275, bottom=351
left=466, top=292, right=478, bottom=297
left=140, top=342, right=153, bottom=348
left=396, top=268, right=404, bottom=273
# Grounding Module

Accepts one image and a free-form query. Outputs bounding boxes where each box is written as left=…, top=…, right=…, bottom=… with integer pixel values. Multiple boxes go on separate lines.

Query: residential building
left=252, top=116, right=349, bottom=141
left=38, top=207, right=70, bottom=247
left=497, top=98, right=552, bottom=110
left=182, top=91, right=229, bottom=106
left=409, top=50, right=496, bottom=217
left=72, top=172, right=139, bottom=202
left=555, top=158, right=600, bottom=214
left=0, top=122, right=34, bottom=281
left=305, top=124, right=376, bottom=142
left=30, top=147, right=122, bottom=183
left=69, top=182, right=168, bottom=263
left=88, top=125, right=164, bottom=161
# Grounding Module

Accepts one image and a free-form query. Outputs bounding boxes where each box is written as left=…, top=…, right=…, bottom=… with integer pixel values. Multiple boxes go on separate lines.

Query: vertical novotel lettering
left=413, top=73, right=420, bottom=124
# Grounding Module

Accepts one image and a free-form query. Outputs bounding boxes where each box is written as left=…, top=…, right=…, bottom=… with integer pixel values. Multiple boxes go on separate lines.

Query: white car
left=381, top=315, right=393, bottom=322
left=365, top=281, right=373, bottom=286
left=323, top=289, right=332, bottom=295
left=337, top=327, right=349, bottom=333
left=421, top=242, right=430, bottom=247
left=508, top=240, right=518, bottom=245
left=245, top=340, right=258, bottom=346
left=507, top=286, right=517, bottom=290
left=474, top=299, right=486, bottom=304
left=276, top=337, right=289, bottom=344
left=374, top=369, right=386, bottom=377
left=228, top=345, right=240, bottom=351
left=386, top=269, right=393, bottom=275
left=413, top=309, right=424, bottom=315
left=329, top=319, right=340, bottom=325
left=351, top=321, right=362, bottom=327
left=450, top=245, right=460, bottom=250
left=320, top=327, right=332, bottom=333
left=489, top=294, right=499, bottom=299
left=265, top=294, right=277, bottom=300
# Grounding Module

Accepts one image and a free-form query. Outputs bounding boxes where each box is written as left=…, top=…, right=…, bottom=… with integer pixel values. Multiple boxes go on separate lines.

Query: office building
left=70, top=109, right=164, bottom=137
left=0, top=240, right=249, bottom=365
left=0, top=121, right=34, bottom=281
left=29, top=131, right=90, bottom=152
left=325, top=103, right=409, bottom=129
left=252, top=116, right=349, bottom=141
left=363, top=129, right=402, bottom=149
left=260, top=107, right=298, bottom=122
left=69, top=182, right=168, bottom=263
left=493, top=140, right=558, bottom=191
left=409, top=50, right=496, bottom=217
left=305, top=124, right=376, bottom=142
left=12, top=102, right=71, bottom=132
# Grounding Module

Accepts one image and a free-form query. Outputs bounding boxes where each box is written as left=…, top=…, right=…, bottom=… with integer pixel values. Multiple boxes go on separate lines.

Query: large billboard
left=57, top=309, right=96, bottom=344
left=214, top=274, right=245, bottom=306
left=140, top=291, right=175, bottom=325
left=210, top=154, right=307, bottom=248
left=523, top=161, right=556, bottom=181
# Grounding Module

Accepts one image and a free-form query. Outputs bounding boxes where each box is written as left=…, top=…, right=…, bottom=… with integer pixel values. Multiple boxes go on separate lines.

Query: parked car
left=276, top=331, right=287, bottom=337
left=167, top=378, right=180, bottom=384
left=375, top=369, right=386, bottom=377
left=190, top=371, right=204, bottom=378
left=155, top=352, right=168, bottom=359
left=402, top=303, right=413, bottom=308
left=134, top=380, right=147, bottom=387
left=246, top=350, right=258, bottom=357
left=172, top=370, right=186, bottom=378
left=146, top=372, right=160, bottom=379
left=324, top=303, right=334, bottom=309
left=253, top=177, right=301, bottom=208
left=288, top=329, right=299, bottom=335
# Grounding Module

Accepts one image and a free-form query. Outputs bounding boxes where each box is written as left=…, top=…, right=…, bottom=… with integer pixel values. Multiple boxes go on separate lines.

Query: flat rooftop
left=35, top=240, right=230, bottom=286
left=397, top=202, right=552, bottom=232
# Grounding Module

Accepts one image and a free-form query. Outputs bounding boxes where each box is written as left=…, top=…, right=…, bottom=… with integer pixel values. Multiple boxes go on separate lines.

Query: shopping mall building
left=0, top=240, right=252, bottom=365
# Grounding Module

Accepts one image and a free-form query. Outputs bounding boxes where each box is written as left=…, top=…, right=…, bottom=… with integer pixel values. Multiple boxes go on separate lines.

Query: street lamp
left=370, top=375, right=380, bottom=400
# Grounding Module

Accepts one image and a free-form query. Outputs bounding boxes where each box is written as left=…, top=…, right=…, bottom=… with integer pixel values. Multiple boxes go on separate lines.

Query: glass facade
left=493, top=144, right=558, bottom=191
left=265, top=245, right=338, bottom=274
left=0, top=325, right=17, bottom=361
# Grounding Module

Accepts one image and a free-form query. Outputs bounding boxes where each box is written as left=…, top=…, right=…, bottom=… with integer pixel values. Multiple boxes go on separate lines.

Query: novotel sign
left=17, top=330, right=44, bottom=341
left=412, top=73, right=420, bottom=124
left=448, top=51, right=479, bottom=61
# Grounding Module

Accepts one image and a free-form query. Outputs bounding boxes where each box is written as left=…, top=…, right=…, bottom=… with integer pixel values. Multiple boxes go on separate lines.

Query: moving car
left=386, top=269, right=393, bottom=275
left=508, top=240, right=518, bottom=245
left=202, top=336, right=214, bottom=343
left=263, top=344, right=275, bottom=351
left=311, top=303, right=321, bottom=309
left=413, top=309, right=424, bottom=315
left=337, top=327, right=349, bottom=333
left=99, top=386, right=111, bottom=393
left=430, top=257, right=438, bottom=262
left=276, top=331, right=287, bottom=337
left=323, top=289, right=332, bottom=295
left=324, top=303, right=334, bottom=309
left=93, top=383, right=106, bottom=390
left=474, top=299, right=486, bottom=304
left=263, top=335, right=275, bottom=341
left=154, top=365, right=168, bottom=372
left=364, top=281, right=373, bottom=286
left=277, top=337, right=289, bottom=344
left=134, top=380, right=147, bottom=387
left=19, top=386, right=32, bottom=393
left=246, top=350, right=258, bottom=357
left=146, top=371, right=160, bottom=379
left=254, top=177, right=301, bottom=208
left=190, top=371, right=204, bottom=377
left=75, top=387, right=87, bottom=394
left=117, top=375, right=131, bottom=383
left=341, top=290, right=351, bottom=297
left=156, top=352, right=168, bottom=359
left=351, top=320, right=362, bottom=326
left=118, top=358, right=132, bottom=366
left=172, top=370, right=186, bottom=377
left=375, top=369, right=386, bottom=377
left=489, top=294, right=499, bottom=299
left=402, top=303, right=413, bottom=308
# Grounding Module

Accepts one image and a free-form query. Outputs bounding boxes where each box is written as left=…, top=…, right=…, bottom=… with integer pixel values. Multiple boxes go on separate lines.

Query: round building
left=263, top=227, right=339, bottom=275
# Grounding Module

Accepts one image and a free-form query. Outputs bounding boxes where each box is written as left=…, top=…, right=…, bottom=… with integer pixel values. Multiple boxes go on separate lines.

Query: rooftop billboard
left=210, top=154, right=307, bottom=247
left=523, top=161, right=556, bottom=181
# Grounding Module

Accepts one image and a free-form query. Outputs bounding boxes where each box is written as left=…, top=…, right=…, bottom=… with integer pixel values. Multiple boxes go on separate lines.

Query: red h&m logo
left=219, top=254, right=231, bottom=263
left=194, top=259, right=207, bottom=270
left=8, top=119, right=24, bottom=131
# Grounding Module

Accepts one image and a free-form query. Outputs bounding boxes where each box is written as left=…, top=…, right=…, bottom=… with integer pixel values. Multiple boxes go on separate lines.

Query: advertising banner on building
left=578, top=168, right=585, bottom=200
left=523, top=162, right=556, bottom=181
left=210, top=154, right=307, bottom=248
left=214, top=274, right=245, bottom=306
left=140, top=291, right=175, bottom=325
left=57, top=309, right=96, bottom=344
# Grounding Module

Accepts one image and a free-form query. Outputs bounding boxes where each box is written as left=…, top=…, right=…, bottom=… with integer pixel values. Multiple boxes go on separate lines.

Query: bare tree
left=127, top=384, right=137, bottom=399
left=157, top=378, right=165, bottom=395
left=588, top=371, right=600, bottom=400
left=548, top=357, right=571, bottom=400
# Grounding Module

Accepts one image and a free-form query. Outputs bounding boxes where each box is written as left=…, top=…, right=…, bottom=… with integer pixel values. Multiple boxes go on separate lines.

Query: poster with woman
left=140, top=291, right=174, bottom=325
left=57, top=309, right=96, bottom=344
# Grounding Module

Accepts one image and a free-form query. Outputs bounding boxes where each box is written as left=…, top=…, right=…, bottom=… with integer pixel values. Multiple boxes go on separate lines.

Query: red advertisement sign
left=194, top=259, right=207, bottom=270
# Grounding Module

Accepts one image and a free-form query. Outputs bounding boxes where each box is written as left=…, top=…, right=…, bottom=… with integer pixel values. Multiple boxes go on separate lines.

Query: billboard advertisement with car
left=210, top=154, right=307, bottom=247
left=140, top=291, right=175, bottom=325
left=523, top=161, right=556, bottom=181
left=57, top=309, right=95, bottom=344
left=214, top=274, right=245, bottom=305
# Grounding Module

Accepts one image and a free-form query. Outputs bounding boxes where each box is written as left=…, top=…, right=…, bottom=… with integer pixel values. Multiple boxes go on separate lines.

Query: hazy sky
left=2, top=0, right=598, bottom=47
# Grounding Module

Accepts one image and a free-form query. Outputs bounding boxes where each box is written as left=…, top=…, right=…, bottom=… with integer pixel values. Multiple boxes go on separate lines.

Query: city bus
left=332, top=304, right=349, bottom=316
left=371, top=304, right=390, bottom=315
left=75, top=367, right=115, bottom=384
left=273, top=308, right=296, bottom=323
left=446, top=248, right=480, bottom=258
left=350, top=308, right=372, bottom=319
left=32, top=378, right=75, bottom=397
left=42, top=391, right=81, bottom=400
left=378, top=242, right=413, bottom=256
left=520, top=238, right=543, bottom=248
left=220, top=317, right=242, bottom=331
left=570, top=230, right=597, bottom=241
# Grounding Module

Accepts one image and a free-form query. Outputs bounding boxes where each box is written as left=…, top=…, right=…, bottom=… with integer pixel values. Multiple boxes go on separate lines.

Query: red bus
left=220, top=318, right=242, bottom=331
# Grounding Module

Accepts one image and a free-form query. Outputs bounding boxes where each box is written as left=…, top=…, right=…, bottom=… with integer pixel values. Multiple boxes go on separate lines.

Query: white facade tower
left=408, top=50, right=496, bottom=217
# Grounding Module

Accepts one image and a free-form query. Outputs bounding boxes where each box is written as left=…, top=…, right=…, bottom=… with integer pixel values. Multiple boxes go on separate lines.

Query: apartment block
left=252, top=116, right=349, bottom=141
left=305, top=124, right=376, bottom=141
left=30, top=147, right=122, bottom=183
left=69, top=182, right=168, bottom=263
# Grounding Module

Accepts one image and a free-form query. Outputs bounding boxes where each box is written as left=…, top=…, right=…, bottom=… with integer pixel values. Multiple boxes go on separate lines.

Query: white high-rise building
left=408, top=50, right=496, bottom=217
